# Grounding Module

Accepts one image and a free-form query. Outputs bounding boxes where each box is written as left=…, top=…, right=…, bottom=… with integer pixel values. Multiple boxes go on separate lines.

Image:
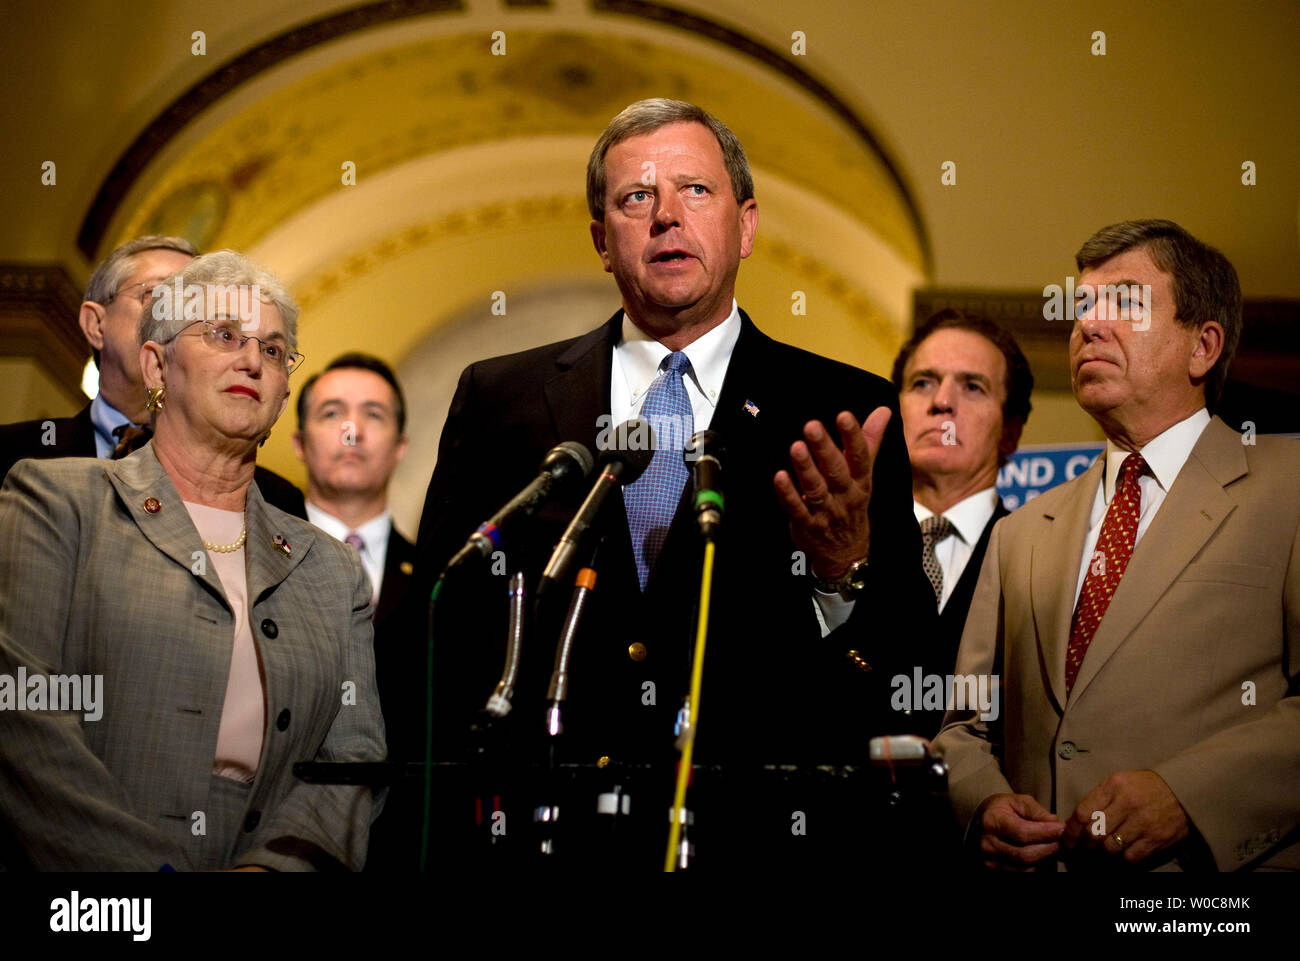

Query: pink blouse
left=183, top=501, right=266, bottom=782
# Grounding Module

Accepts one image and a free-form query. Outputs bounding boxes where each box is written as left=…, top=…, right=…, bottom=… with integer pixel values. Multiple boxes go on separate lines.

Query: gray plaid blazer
left=0, top=444, right=386, bottom=870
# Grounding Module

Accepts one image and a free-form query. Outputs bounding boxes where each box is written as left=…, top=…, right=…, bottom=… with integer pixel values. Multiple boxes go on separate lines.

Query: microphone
left=684, top=430, right=725, bottom=535
left=443, top=441, right=594, bottom=574
left=545, top=537, right=605, bottom=737
left=537, top=419, right=654, bottom=596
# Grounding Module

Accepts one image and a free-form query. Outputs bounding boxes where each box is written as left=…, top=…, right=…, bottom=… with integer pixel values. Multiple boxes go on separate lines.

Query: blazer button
left=261, top=618, right=278, bottom=638
left=1058, top=740, right=1077, bottom=760
left=276, top=708, right=291, bottom=731
left=243, top=810, right=261, bottom=832
left=627, top=642, right=647, bottom=662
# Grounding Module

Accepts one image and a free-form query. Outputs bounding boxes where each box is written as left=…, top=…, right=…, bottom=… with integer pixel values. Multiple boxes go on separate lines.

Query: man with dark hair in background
left=0, top=235, right=307, bottom=518
left=892, top=310, right=1033, bottom=672
left=294, top=352, right=418, bottom=870
left=293, top=353, right=415, bottom=723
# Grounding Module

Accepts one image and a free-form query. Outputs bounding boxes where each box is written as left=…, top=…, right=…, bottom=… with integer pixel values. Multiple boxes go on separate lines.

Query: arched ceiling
left=76, top=6, right=933, bottom=495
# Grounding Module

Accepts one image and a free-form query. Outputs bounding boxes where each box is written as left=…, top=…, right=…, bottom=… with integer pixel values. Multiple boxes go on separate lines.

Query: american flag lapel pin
left=743, top=399, right=760, bottom=417
left=273, top=533, right=292, bottom=557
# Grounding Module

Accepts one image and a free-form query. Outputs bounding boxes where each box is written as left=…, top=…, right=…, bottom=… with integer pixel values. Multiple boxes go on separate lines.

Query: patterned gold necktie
left=111, top=423, right=152, bottom=459
left=920, top=514, right=954, bottom=609
left=1065, top=453, right=1147, bottom=696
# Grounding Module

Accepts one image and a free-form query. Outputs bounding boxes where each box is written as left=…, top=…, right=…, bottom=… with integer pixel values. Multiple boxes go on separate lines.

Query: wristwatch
left=812, top=555, right=870, bottom=598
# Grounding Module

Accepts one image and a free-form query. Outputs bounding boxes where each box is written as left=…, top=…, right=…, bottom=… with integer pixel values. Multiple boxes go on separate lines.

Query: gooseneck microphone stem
left=545, top=538, right=604, bottom=738
left=420, top=574, right=446, bottom=873
left=484, top=571, right=526, bottom=718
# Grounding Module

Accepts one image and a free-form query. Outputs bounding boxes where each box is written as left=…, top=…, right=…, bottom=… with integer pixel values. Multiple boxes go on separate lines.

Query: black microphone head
left=684, top=430, right=725, bottom=468
left=597, top=418, right=655, bottom=484
left=541, top=440, right=595, bottom=484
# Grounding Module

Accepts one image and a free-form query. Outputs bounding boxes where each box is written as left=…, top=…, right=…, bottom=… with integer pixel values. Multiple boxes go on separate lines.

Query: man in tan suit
left=935, top=220, right=1299, bottom=871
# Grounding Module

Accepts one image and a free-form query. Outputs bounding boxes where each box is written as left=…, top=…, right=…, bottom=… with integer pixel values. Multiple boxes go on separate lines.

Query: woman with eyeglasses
left=0, top=250, right=386, bottom=871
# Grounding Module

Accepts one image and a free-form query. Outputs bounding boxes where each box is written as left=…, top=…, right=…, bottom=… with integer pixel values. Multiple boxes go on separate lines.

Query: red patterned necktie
left=1065, top=452, right=1147, bottom=696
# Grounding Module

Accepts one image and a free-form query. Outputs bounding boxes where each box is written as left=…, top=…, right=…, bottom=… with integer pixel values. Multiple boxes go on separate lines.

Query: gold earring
left=146, top=386, right=166, bottom=412
left=259, top=430, right=271, bottom=448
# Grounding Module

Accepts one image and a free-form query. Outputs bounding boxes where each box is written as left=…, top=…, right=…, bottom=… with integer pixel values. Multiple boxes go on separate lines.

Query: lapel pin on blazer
left=143, top=497, right=162, bottom=514
left=273, top=533, right=292, bottom=557
left=399, top=560, right=414, bottom=576
left=743, top=399, right=760, bottom=417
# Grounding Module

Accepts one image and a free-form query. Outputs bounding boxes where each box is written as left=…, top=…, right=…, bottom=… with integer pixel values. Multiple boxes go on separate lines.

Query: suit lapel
left=245, top=482, right=315, bottom=606
left=106, top=443, right=228, bottom=603
left=544, top=314, right=619, bottom=453
left=543, top=313, right=640, bottom=593
left=1031, top=456, right=1103, bottom=709
left=106, top=443, right=317, bottom=608
left=946, top=500, right=1008, bottom=620
left=375, top=524, right=414, bottom=625
left=708, top=311, right=768, bottom=459
left=1069, top=418, right=1244, bottom=700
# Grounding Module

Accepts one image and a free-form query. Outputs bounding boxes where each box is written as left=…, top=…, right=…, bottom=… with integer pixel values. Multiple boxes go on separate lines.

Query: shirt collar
left=306, top=502, right=392, bottom=551
left=913, top=486, right=1000, bottom=545
left=617, top=301, right=741, bottom=410
left=1101, top=407, right=1211, bottom=502
left=89, top=392, right=134, bottom=453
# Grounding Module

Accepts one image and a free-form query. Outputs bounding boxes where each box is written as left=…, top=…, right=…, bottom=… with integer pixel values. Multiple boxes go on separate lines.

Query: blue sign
left=997, top=442, right=1104, bottom=511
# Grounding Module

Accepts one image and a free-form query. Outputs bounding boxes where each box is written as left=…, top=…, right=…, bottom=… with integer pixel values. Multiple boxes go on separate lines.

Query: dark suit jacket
left=373, top=524, right=417, bottom=745
left=362, top=524, right=419, bottom=872
left=933, top=498, right=1011, bottom=676
left=374, top=524, right=416, bottom=633
left=0, top=404, right=308, bottom=519
left=393, top=311, right=939, bottom=867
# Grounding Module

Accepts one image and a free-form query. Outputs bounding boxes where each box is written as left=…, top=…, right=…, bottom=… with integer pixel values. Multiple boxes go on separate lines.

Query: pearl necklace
left=204, top=525, right=247, bottom=554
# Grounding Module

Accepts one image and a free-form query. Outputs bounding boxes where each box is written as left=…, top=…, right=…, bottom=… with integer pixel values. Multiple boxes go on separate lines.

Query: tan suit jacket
left=0, top=445, right=386, bottom=870
left=935, top=417, right=1300, bottom=870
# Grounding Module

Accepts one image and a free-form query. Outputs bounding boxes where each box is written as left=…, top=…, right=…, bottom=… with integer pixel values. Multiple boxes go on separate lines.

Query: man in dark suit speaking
left=409, top=100, right=934, bottom=867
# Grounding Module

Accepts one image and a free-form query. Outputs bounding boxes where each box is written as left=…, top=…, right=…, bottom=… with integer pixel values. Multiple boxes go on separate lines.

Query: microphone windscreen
left=597, top=418, right=655, bottom=483
left=684, top=430, right=725, bottom=469
left=544, top=440, right=595, bottom=480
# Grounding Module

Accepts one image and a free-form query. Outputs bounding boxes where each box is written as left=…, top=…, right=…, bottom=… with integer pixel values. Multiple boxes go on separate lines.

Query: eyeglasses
left=107, top=279, right=167, bottom=307
left=165, top=320, right=305, bottom=374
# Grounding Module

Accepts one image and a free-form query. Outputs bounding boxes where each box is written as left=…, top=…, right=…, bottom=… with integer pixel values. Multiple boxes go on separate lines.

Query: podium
left=297, top=748, right=952, bottom=871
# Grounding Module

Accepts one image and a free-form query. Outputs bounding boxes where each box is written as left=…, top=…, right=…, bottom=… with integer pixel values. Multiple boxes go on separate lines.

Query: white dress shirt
left=611, top=303, right=851, bottom=634
left=306, top=502, right=391, bottom=604
left=1072, top=408, right=1211, bottom=605
left=610, top=301, right=739, bottom=430
left=913, top=486, right=1001, bottom=613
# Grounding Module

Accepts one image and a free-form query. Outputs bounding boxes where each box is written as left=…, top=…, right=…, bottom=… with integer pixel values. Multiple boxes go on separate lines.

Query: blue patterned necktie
left=624, top=351, right=694, bottom=590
